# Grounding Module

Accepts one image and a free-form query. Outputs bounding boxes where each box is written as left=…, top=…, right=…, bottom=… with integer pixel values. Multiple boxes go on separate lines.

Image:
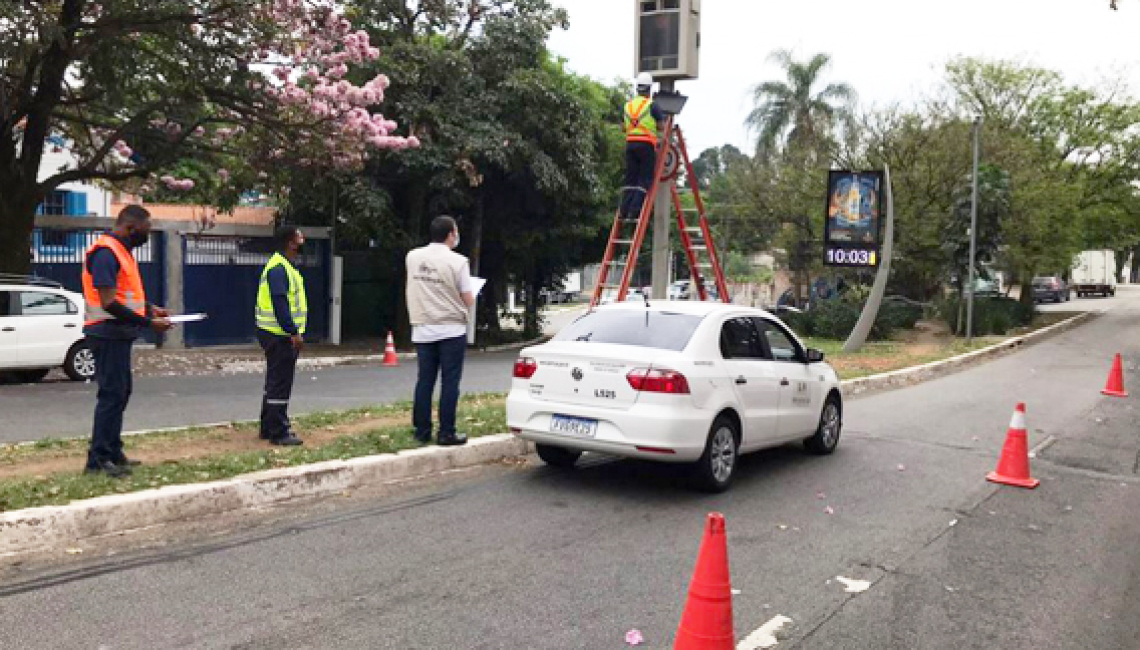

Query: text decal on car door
left=595, top=389, right=616, bottom=399
left=793, top=381, right=810, bottom=405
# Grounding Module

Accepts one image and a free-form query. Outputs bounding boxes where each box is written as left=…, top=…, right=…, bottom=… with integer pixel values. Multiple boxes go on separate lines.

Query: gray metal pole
left=966, top=117, right=981, bottom=344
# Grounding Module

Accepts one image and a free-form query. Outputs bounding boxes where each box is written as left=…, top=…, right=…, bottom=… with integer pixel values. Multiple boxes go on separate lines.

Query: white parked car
left=0, top=275, right=95, bottom=383
left=507, top=301, right=843, bottom=491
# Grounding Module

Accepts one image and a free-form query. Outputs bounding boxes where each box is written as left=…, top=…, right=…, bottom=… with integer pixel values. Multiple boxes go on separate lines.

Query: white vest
left=405, top=244, right=469, bottom=327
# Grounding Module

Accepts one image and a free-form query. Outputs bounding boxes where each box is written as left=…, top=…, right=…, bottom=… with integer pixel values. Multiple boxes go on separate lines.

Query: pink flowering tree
left=0, top=0, right=418, bottom=272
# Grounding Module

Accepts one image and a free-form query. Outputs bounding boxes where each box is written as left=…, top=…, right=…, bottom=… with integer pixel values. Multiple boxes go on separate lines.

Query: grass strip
left=0, top=394, right=507, bottom=513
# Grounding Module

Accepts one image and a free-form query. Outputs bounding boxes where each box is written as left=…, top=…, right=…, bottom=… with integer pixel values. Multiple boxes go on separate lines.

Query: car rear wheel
left=64, top=341, right=96, bottom=381
left=805, top=394, right=843, bottom=455
left=692, top=415, right=739, bottom=493
left=535, top=443, right=582, bottom=468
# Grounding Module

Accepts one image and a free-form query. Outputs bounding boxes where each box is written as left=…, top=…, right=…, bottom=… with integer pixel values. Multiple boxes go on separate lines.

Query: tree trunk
left=1019, top=266, right=1036, bottom=310
left=524, top=266, right=541, bottom=339
left=1114, top=250, right=1129, bottom=285
left=394, top=183, right=429, bottom=347
left=1131, top=244, right=1140, bottom=283
left=0, top=190, right=40, bottom=275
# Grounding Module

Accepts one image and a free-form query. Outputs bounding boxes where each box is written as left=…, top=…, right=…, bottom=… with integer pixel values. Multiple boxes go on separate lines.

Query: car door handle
left=1, top=327, right=14, bottom=332
left=780, top=378, right=790, bottom=386
left=64, top=323, right=77, bottom=328
left=735, top=376, right=747, bottom=385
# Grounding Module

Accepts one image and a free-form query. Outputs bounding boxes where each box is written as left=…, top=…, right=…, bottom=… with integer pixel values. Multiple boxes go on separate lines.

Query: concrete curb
left=0, top=312, right=1094, bottom=557
left=840, top=311, right=1094, bottom=397
left=0, top=435, right=532, bottom=558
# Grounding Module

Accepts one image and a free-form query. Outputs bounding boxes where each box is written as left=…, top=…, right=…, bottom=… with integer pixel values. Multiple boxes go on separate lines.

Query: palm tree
left=745, top=50, right=856, bottom=156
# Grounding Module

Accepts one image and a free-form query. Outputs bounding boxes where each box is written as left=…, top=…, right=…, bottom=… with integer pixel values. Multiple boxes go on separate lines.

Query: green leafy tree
left=0, top=1, right=416, bottom=274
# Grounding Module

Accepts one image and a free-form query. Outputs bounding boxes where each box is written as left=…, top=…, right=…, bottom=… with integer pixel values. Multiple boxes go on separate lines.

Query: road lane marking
left=836, top=576, right=871, bottom=593
left=1029, top=435, right=1057, bottom=458
left=738, top=615, right=793, bottom=650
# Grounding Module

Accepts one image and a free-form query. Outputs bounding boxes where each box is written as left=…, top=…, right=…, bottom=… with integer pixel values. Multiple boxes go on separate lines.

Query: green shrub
left=808, top=299, right=862, bottom=339
left=939, top=296, right=1033, bottom=336
left=779, top=297, right=925, bottom=341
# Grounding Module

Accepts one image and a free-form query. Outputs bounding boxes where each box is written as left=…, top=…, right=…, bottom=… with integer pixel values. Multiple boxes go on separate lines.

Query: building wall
left=110, top=199, right=276, bottom=226
left=36, top=146, right=112, bottom=217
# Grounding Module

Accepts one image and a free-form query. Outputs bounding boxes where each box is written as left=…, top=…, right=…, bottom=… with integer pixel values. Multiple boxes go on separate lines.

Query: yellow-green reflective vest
left=255, top=253, right=308, bottom=335
left=624, top=97, right=658, bottom=144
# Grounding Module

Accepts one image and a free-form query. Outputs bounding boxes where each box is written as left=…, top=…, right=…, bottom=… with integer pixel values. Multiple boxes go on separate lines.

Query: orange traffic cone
left=382, top=332, right=399, bottom=367
left=985, top=403, right=1040, bottom=489
left=1102, top=353, right=1128, bottom=397
left=674, top=513, right=735, bottom=650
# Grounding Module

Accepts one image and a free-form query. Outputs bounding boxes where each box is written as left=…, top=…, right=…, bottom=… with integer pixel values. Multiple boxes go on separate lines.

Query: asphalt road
left=0, top=351, right=521, bottom=443
left=1, top=292, right=1139, bottom=648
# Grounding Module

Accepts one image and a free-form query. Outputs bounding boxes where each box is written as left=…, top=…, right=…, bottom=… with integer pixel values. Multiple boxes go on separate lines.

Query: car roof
left=592, top=300, right=773, bottom=319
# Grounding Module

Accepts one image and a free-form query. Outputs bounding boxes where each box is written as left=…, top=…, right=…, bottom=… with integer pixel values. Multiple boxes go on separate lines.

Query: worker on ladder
left=620, top=72, right=665, bottom=222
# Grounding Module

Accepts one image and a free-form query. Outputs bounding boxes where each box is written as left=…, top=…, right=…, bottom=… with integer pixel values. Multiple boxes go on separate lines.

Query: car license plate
left=550, top=414, right=598, bottom=438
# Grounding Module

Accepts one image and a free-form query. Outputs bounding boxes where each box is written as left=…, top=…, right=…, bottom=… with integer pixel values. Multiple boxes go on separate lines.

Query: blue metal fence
left=182, top=235, right=328, bottom=347
left=32, top=227, right=165, bottom=306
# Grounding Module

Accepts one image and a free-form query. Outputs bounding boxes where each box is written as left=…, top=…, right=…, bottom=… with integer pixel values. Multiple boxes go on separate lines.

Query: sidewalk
left=133, top=332, right=548, bottom=377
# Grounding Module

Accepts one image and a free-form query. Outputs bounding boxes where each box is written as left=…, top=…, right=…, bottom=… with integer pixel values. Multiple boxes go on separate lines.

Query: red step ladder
left=590, top=118, right=730, bottom=308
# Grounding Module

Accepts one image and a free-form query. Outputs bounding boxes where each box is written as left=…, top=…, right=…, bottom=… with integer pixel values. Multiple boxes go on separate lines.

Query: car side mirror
left=806, top=348, right=825, bottom=364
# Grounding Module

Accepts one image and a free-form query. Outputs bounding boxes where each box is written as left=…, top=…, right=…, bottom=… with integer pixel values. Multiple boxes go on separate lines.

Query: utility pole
left=966, top=117, right=982, bottom=344
left=650, top=79, right=675, bottom=300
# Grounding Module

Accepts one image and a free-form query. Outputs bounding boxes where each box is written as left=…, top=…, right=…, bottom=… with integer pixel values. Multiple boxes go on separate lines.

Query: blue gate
left=182, top=235, right=328, bottom=347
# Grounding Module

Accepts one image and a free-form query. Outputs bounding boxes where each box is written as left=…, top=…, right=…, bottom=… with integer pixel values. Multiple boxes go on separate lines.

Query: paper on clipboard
left=168, top=313, right=208, bottom=324
left=470, top=277, right=487, bottom=297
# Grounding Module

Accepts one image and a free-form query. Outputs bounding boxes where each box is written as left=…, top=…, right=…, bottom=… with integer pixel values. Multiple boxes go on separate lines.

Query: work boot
left=436, top=433, right=468, bottom=447
left=114, top=456, right=142, bottom=467
left=270, top=435, right=303, bottom=447
left=84, top=459, right=132, bottom=478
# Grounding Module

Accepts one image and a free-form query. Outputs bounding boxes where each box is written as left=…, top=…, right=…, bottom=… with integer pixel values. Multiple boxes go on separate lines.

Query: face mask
left=128, top=230, right=150, bottom=248
left=452, top=232, right=460, bottom=249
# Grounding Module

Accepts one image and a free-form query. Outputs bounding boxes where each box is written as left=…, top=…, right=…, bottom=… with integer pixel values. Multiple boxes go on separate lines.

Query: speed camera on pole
left=635, top=0, right=701, bottom=83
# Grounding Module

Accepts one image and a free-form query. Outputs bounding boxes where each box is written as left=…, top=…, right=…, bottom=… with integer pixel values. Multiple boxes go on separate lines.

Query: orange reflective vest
left=623, top=96, right=658, bottom=145
left=82, top=234, right=146, bottom=326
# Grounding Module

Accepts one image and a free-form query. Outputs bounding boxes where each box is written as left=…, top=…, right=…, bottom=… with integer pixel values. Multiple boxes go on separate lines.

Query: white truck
left=1071, top=250, right=1117, bottom=298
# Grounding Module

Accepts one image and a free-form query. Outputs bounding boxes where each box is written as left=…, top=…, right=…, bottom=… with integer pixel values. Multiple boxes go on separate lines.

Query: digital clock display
left=825, top=247, right=878, bottom=267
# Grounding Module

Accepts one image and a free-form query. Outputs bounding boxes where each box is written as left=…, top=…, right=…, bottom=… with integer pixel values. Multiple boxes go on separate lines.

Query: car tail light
left=627, top=368, right=691, bottom=394
left=513, top=357, right=537, bottom=379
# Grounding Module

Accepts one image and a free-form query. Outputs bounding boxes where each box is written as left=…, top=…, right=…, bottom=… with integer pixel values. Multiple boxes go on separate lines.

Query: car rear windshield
left=1032, top=278, right=1054, bottom=286
left=553, top=310, right=704, bottom=352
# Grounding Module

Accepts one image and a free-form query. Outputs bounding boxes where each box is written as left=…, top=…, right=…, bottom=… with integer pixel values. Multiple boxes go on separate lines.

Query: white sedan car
left=0, top=277, right=95, bottom=383
left=507, top=301, right=843, bottom=491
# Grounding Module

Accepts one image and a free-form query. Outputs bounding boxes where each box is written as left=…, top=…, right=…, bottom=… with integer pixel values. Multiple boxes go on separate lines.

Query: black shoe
left=413, top=432, right=432, bottom=444
left=436, top=433, right=468, bottom=447
left=270, top=435, right=303, bottom=447
left=84, top=459, right=132, bottom=478
left=114, top=457, right=142, bottom=467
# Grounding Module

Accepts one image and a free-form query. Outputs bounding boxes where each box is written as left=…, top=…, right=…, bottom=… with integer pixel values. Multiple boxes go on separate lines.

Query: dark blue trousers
left=87, top=336, right=134, bottom=468
left=413, top=335, right=467, bottom=438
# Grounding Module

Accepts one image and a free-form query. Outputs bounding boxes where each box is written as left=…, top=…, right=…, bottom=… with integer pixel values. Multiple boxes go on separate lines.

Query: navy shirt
left=83, top=235, right=142, bottom=340
left=266, top=265, right=298, bottom=336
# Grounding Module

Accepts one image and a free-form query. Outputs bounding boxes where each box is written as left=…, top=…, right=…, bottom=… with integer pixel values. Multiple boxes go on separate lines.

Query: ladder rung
left=614, top=239, right=634, bottom=245
left=697, top=263, right=713, bottom=269
left=684, top=227, right=702, bottom=233
left=690, top=245, right=707, bottom=251
left=606, top=260, right=627, bottom=266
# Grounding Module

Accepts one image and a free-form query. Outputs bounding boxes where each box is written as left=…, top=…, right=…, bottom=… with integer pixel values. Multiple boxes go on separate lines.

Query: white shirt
left=412, top=244, right=473, bottom=344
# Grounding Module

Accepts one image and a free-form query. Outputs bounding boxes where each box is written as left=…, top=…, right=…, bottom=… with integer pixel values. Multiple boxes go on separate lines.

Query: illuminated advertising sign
left=824, top=170, right=883, bottom=268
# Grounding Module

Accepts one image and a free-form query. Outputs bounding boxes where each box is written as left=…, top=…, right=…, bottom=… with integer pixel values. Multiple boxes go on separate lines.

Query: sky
left=547, top=0, right=1140, bottom=156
